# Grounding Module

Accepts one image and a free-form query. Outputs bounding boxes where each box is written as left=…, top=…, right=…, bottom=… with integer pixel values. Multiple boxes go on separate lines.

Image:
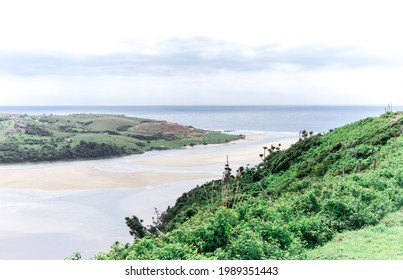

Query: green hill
left=0, top=113, right=241, bottom=163
left=93, top=111, right=403, bottom=260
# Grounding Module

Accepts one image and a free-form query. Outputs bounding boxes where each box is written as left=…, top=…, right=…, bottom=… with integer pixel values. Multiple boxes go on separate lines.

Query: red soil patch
left=132, top=121, right=195, bottom=134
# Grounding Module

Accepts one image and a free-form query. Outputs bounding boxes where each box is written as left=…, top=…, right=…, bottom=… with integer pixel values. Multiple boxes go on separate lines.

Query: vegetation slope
left=307, top=209, right=403, bottom=260
left=0, top=113, right=240, bottom=163
left=93, top=111, right=403, bottom=260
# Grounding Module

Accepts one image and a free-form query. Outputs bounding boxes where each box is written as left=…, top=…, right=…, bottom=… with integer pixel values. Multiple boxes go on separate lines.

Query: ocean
left=0, top=105, right=387, bottom=133
left=0, top=106, right=390, bottom=259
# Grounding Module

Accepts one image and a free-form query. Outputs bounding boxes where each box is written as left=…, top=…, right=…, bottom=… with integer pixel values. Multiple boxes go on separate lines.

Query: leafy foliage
left=307, top=210, right=403, bottom=259
left=125, top=216, right=148, bottom=239
left=96, top=112, right=403, bottom=260
left=25, top=124, right=53, bottom=136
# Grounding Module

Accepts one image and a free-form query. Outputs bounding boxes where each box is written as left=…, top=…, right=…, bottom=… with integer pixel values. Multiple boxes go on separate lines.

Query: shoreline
left=0, top=133, right=298, bottom=191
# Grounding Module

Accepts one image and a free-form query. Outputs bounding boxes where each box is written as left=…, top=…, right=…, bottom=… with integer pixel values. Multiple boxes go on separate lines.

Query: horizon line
left=0, top=104, right=397, bottom=107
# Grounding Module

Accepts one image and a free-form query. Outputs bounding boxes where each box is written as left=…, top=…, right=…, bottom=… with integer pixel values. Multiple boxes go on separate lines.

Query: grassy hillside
left=92, top=111, right=403, bottom=260
left=307, top=210, right=403, bottom=260
left=0, top=113, right=241, bottom=163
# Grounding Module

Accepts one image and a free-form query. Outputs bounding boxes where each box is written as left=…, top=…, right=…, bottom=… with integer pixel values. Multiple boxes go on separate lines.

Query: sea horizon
left=0, top=104, right=392, bottom=134
left=0, top=104, right=394, bottom=110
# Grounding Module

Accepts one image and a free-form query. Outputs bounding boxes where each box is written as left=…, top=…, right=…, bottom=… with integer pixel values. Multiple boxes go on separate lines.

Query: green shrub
left=95, top=112, right=403, bottom=260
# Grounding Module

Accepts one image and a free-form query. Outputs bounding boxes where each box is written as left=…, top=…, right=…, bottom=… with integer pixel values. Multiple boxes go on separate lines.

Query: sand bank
left=0, top=134, right=298, bottom=259
left=0, top=167, right=216, bottom=190
left=0, top=134, right=298, bottom=190
left=138, top=137, right=297, bottom=167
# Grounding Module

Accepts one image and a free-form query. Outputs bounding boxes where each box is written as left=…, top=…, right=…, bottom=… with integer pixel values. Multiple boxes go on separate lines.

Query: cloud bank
left=0, top=38, right=401, bottom=106
left=0, top=38, right=393, bottom=77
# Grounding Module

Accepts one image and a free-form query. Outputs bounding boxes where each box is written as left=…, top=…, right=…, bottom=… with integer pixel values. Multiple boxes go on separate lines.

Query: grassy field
left=0, top=113, right=241, bottom=163
left=307, top=210, right=403, bottom=260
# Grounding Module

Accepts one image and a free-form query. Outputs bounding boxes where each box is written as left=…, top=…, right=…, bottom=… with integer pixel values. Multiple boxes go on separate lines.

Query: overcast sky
left=0, top=0, right=402, bottom=106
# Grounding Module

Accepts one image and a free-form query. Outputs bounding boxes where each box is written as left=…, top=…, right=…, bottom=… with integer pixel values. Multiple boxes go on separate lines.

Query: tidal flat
left=0, top=132, right=297, bottom=259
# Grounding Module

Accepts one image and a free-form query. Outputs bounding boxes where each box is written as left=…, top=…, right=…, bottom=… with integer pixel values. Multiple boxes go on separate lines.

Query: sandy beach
left=0, top=134, right=298, bottom=190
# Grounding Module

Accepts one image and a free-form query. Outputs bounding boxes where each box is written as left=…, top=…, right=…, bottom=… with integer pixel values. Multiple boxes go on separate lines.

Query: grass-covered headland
left=0, top=113, right=241, bottom=163
left=92, top=111, right=403, bottom=260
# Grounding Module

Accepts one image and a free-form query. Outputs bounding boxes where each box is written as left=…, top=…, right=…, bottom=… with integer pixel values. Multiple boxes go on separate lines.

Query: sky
left=0, top=0, right=402, bottom=106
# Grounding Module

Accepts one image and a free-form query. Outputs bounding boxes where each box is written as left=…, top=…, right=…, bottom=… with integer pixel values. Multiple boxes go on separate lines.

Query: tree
left=125, top=215, right=148, bottom=239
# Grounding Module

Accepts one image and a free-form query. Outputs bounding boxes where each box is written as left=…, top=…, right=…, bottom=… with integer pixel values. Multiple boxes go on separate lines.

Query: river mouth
left=0, top=132, right=297, bottom=259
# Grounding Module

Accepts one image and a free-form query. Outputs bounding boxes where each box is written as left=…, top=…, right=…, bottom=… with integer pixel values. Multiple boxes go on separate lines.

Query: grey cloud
left=0, top=37, right=392, bottom=76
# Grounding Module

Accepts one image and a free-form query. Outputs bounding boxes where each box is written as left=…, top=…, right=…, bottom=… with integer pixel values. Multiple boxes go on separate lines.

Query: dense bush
left=0, top=140, right=129, bottom=163
left=25, top=124, right=52, bottom=136
left=93, top=112, right=403, bottom=260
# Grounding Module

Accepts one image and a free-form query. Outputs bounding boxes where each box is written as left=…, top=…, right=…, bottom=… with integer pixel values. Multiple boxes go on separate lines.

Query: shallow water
left=0, top=181, right=207, bottom=259
left=0, top=132, right=289, bottom=259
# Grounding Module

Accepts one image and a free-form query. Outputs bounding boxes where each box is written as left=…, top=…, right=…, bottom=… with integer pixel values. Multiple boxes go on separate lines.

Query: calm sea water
left=0, top=105, right=387, bottom=133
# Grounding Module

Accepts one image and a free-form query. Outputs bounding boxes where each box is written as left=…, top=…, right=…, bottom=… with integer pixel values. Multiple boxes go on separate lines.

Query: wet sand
left=138, top=137, right=297, bottom=168
left=0, top=133, right=298, bottom=259
left=0, top=134, right=298, bottom=190
left=0, top=166, right=216, bottom=190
